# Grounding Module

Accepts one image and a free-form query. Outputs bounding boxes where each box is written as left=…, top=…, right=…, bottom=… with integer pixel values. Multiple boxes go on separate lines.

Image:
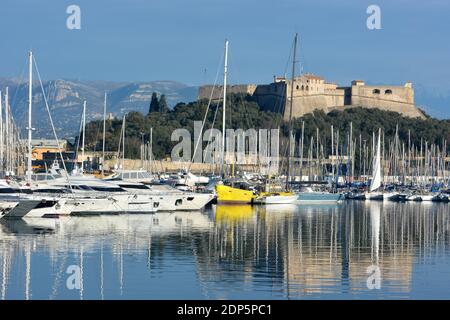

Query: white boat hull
left=256, top=195, right=298, bottom=204
left=365, top=192, right=384, bottom=201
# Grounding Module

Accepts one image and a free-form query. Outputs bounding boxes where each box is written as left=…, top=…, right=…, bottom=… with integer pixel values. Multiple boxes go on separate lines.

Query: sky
left=1, top=0, right=450, bottom=91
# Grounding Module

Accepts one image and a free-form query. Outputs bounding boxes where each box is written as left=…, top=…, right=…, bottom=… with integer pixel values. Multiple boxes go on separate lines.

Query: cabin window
left=119, top=184, right=149, bottom=190
left=175, top=199, right=183, bottom=206
left=372, top=89, right=380, bottom=94
left=296, top=85, right=299, bottom=90
left=306, top=86, right=309, bottom=91
left=90, top=186, right=126, bottom=192
left=385, top=89, right=393, bottom=94
left=34, top=189, right=65, bottom=194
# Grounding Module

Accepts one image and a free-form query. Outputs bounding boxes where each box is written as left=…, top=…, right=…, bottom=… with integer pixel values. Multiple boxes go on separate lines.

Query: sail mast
left=102, top=92, right=107, bottom=176
left=286, top=33, right=298, bottom=190
left=5, top=88, right=9, bottom=174
left=81, top=100, right=86, bottom=173
left=221, top=39, right=229, bottom=178
left=122, top=114, right=126, bottom=173
left=27, top=51, right=33, bottom=184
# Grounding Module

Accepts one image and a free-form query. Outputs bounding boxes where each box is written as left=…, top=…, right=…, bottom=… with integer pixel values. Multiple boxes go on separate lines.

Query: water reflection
left=0, top=202, right=450, bottom=299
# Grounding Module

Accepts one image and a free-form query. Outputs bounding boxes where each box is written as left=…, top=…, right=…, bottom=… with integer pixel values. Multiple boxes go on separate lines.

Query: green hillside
left=82, top=93, right=450, bottom=160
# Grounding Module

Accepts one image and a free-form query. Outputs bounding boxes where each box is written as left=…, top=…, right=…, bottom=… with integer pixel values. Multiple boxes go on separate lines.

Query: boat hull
left=255, top=195, right=298, bottom=204
left=215, top=185, right=256, bottom=204
left=365, top=192, right=384, bottom=201
left=297, top=192, right=344, bottom=203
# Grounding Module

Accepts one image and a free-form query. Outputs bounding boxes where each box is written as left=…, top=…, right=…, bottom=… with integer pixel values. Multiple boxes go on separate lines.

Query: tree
left=159, top=94, right=170, bottom=113
left=148, top=92, right=159, bottom=114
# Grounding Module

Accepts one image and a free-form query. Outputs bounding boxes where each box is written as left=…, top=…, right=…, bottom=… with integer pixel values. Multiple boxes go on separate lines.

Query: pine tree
left=159, top=94, right=170, bottom=113
left=148, top=92, right=159, bottom=114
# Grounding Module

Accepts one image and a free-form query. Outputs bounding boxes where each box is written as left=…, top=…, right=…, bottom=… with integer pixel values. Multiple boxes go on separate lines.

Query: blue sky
left=1, top=0, right=450, bottom=91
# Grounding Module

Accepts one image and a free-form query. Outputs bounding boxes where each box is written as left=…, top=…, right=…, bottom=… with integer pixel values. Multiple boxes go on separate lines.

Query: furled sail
left=370, top=129, right=382, bottom=192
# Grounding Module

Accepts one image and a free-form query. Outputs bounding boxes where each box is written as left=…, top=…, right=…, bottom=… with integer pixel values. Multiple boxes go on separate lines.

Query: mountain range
left=0, top=78, right=198, bottom=139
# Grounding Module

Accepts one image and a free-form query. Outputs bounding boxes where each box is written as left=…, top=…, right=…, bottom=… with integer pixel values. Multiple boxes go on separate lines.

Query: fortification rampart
left=198, top=75, right=425, bottom=119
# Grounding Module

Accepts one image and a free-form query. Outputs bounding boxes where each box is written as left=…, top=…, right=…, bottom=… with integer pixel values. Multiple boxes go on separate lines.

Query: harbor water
left=1, top=201, right=450, bottom=299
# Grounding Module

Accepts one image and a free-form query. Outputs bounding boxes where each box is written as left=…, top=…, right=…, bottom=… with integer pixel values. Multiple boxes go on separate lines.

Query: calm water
left=1, top=201, right=450, bottom=300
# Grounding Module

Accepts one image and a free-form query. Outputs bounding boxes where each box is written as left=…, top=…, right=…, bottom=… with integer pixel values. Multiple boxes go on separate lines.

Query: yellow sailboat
left=215, top=180, right=295, bottom=204
left=213, top=38, right=295, bottom=205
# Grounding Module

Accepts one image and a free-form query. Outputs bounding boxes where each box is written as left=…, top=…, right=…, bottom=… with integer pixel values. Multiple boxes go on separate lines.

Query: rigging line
left=211, top=88, right=223, bottom=130
left=206, top=85, right=223, bottom=134
left=278, top=36, right=298, bottom=176
left=208, top=87, right=223, bottom=165
left=33, top=55, right=74, bottom=194
left=186, top=49, right=224, bottom=174
left=74, top=106, right=84, bottom=165
left=272, top=39, right=295, bottom=125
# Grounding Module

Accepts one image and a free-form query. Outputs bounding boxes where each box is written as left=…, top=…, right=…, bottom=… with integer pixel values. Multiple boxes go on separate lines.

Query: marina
left=1, top=1, right=450, bottom=304
left=0, top=47, right=448, bottom=227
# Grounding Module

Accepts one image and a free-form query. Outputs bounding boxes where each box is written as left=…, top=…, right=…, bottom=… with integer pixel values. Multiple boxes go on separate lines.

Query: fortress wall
left=199, top=77, right=424, bottom=120
left=198, top=84, right=257, bottom=101
left=252, top=83, right=286, bottom=113
left=286, top=95, right=330, bottom=119
left=351, top=84, right=414, bottom=104
left=256, top=82, right=346, bottom=118
left=351, top=84, right=423, bottom=118
left=323, top=89, right=346, bottom=110
left=350, top=96, right=424, bottom=118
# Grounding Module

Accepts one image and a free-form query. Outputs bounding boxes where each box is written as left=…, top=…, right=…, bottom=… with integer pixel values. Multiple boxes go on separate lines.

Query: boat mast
left=5, top=88, right=9, bottom=175
left=286, top=33, right=298, bottom=190
left=27, top=51, right=33, bottom=184
left=221, top=39, right=229, bottom=178
left=331, top=125, right=334, bottom=183
left=102, top=92, right=107, bottom=176
left=81, top=100, right=86, bottom=173
left=149, top=127, right=153, bottom=175
left=300, top=120, right=304, bottom=180
left=122, top=114, right=126, bottom=173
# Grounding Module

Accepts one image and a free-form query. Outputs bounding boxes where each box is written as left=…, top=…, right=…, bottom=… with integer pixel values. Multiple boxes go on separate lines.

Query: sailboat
left=255, top=34, right=298, bottom=205
left=215, top=37, right=297, bottom=205
left=215, top=40, right=258, bottom=204
left=365, top=128, right=384, bottom=200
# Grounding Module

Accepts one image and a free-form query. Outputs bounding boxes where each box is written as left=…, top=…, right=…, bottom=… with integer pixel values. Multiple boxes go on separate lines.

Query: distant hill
left=414, top=84, right=450, bottom=119
left=0, top=78, right=198, bottom=138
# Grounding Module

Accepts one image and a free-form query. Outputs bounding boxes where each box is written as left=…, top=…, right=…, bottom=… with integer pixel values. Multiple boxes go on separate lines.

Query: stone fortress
left=198, top=74, right=425, bottom=119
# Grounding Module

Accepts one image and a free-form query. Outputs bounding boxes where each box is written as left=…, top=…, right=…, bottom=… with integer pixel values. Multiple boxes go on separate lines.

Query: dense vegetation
left=81, top=93, right=450, bottom=160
